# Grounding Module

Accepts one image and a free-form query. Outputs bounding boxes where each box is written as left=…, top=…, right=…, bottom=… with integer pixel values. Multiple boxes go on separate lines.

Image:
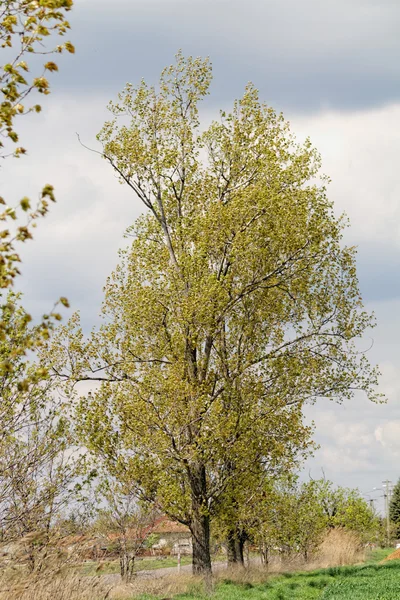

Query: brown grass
left=0, top=573, right=111, bottom=600
left=106, top=574, right=204, bottom=599
left=0, top=568, right=204, bottom=600
left=313, top=528, right=365, bottom=568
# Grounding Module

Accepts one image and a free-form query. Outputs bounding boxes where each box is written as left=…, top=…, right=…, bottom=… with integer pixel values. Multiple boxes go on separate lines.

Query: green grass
left=321, top=562, right=400, bottom=599
left=81, top=555, right=194, bottom=576
left=136, top=559, right=400, bottom=600
left=365, top=547, right=395, bottom=563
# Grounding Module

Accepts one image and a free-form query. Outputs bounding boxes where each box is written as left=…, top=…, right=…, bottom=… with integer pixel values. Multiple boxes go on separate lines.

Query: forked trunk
left=226, top=527, right=246, bottom=566
left=120, top=552, right=135, bottom=582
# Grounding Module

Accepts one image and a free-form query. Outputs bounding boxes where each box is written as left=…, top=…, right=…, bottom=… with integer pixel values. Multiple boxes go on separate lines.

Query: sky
left=4, top=0, right=400, bottom=514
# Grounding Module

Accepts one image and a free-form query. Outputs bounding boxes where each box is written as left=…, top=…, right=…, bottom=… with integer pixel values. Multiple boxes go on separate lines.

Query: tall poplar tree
left=49, top=53, right=381, bottom=576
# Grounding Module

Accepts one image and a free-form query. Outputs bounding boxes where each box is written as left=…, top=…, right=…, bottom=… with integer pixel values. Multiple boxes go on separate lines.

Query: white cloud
left=289, top=104, right=400, bottom=246
left=375, top=422, right=400, bottom=454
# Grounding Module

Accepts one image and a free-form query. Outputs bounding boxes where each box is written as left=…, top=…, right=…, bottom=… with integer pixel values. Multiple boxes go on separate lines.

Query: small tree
left=0, top=295, right=79, bottom=551
left=315, top=480, right=379, bottom=542
left=93, top=479, right=158, bottom=582
left=254, top=478, right=326, bottom=563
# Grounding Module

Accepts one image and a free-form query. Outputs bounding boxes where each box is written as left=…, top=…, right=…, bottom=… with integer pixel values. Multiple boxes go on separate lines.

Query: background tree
left=249, top=478, right=326, bottom=564
left=92, top=478, right=158, bottom=582
left=389, top=479, right=400, bottom=539
left=0, top=293, right=79, bottom=554
left=315, top=480, right=378, bottom=542
left=49, top=53, right=381, bottom=576
left=213, top=438, right=314, bottom=567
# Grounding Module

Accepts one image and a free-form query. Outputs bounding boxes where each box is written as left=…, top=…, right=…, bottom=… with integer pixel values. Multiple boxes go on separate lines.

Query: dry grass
left=209, top=529, right=366, bottom=588
left=106, top=574, right=204, bottom=599
left=0, top=573, right=111, bottom=600
left=0, top=567, right=204, bottom=600
left=313, top=528, right=365, bottom=568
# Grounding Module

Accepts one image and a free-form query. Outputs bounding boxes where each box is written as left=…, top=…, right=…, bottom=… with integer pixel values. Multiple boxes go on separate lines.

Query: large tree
left=49, top=53, right=381, bottom=576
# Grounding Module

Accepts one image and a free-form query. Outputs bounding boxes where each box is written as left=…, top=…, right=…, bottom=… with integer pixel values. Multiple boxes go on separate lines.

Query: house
left=149, top=517, right=192, bottom=555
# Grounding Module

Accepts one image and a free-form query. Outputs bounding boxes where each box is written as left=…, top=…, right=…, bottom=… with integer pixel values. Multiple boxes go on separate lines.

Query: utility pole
left=383, top=480, right=393, bottom=546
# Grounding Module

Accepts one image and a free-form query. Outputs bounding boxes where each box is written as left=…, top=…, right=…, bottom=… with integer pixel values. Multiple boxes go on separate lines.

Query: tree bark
left=235, top=535, right=245, bottom=566
left=226, top=527, right=246, bottom=567
left=226, top=529, right=238, bottom=566
left=189, top=463, right=212, bottom=576
left=191, top=508, right=212, bottom=575
left=120, top=552, right=135, bottom=582
left=260, top=542, right=269, bottom=569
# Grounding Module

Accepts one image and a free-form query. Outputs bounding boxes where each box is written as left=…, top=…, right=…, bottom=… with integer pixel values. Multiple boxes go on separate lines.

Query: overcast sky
left=5, top=0, right=400, bottom=513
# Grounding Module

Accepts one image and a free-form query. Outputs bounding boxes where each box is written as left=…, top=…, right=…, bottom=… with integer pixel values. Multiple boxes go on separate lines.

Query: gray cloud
left=51, top=0, right=400, bottom=112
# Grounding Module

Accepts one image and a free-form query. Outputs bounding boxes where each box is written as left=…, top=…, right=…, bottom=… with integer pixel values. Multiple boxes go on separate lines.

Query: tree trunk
left=235, top=535, right=245, bottom=566
left=226, top=529, right=238, bottom=566
left=189, top=463, right=212, bottom=576
left=226, top=527, right=246, bottom=567
left=260, top=542, right=269, bottom=569
left=120, top=552, right=135, bottom=582
left=191, top=509, right=212, bottom=575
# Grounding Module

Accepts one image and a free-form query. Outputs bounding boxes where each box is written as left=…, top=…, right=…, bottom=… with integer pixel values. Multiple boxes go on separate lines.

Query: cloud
left=289, top=104, right=400, bottom=246
left=54, top=0, right=400, bottom=112
left=375, top=422, right=400, bottom=454
left=2, top=93, right=142, bottom=327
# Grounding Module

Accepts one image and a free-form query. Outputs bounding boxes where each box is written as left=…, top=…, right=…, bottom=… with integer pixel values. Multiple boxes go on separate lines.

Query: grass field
left=137, top=557, right=400, bottom=600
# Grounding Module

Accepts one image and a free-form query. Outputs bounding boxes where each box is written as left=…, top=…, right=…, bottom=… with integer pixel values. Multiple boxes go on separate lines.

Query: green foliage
left=389, top=478, right=400, bottom=537
left=314, top=480, right=379, bottom=542
left=49, top=53, right=381, bottom=573
left=263, top=479, right=327, bottom=560
left=0, top=0, right=74, bottom=158
left=243, top=477, right=378, bottom=563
